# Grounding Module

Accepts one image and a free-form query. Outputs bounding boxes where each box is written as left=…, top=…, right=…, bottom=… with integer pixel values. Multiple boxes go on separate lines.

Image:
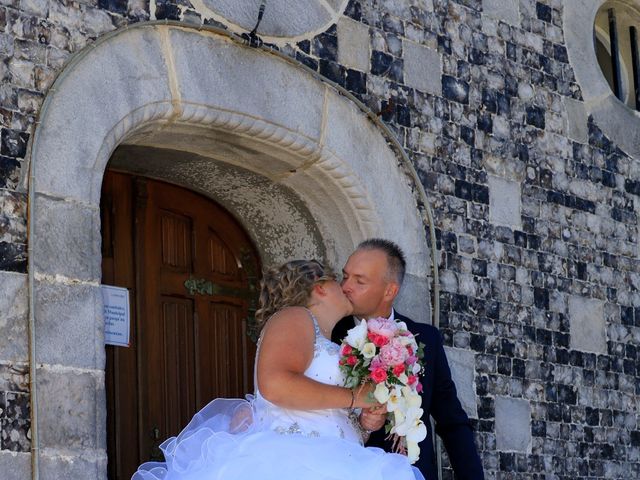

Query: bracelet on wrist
left=349, top=388, right=355, bottom=409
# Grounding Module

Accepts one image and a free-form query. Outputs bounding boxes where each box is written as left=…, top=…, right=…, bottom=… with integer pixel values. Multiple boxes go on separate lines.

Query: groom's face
left=341, top=249, right=392, bottom=319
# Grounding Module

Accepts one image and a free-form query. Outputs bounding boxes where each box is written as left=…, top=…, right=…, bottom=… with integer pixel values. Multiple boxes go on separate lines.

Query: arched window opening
left=594, top=1, right=640, bottom=109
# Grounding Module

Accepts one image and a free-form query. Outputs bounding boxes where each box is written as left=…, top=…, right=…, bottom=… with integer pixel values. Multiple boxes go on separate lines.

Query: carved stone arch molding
left=27, top=23, right=429, bottom=476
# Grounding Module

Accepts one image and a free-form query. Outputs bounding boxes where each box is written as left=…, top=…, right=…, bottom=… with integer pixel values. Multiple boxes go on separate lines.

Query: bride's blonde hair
left=255, top=260, right=335, bottom=325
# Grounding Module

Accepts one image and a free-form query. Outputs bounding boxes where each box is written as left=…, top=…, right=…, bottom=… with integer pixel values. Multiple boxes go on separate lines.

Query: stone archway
left=27, top=22, right=430, bottom=477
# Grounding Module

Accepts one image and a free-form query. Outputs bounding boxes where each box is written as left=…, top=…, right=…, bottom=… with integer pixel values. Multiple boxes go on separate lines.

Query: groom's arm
left=429, top=328, right=484, bottom=480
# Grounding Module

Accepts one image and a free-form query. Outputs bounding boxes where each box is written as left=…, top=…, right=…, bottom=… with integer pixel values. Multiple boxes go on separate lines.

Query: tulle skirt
left=132, top=398, right=425, bottom=480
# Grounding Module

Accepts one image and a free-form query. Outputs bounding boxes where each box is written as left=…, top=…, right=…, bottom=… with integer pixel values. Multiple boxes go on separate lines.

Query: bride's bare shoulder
left=261, top=307, right=314, bottom=338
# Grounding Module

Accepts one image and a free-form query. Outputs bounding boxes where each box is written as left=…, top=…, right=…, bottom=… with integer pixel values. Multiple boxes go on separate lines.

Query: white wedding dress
left=132, top=311, right=424, bottom=480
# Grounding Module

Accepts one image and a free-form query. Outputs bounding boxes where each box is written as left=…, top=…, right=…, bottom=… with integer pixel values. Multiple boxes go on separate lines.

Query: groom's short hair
left=357, top=238, right=406, bottom=285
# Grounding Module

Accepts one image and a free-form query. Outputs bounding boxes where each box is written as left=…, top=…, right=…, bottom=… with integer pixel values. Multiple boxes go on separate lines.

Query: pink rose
left=367, top=317, right=399, bottom=339
left=368, top=333, right=389, bottom=347
left=406, top=355, right=418, bottom=365
left=393, top=364, right=405, bottom=376
left=416, top=382, right=423, bottom=393
left=370, top=368, right=388, bottom=384
left=340, top=344, right=353, bottom=356
left=407, top=375, right=418, bottom=385
left=379, top=338, right=408, bottom=366
left=347, top=355, right=358, bottom=366
left=369, top=357, right=384, bottom=371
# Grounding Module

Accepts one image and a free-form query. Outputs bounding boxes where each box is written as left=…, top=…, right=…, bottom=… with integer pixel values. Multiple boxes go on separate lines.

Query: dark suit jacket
left=332, top=313, right=484, bottom=480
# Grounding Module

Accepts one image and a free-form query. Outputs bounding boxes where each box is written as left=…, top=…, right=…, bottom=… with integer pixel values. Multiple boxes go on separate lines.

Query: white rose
left=361, top=342, right=376, bottom=359
left=345, top=319, right=368, bottom=349
left=395, top=321, right=408, bottom=331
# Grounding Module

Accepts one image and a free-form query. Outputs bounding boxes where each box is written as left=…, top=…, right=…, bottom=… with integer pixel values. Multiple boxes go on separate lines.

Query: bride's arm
left=257, top=307, right=375, bottom=410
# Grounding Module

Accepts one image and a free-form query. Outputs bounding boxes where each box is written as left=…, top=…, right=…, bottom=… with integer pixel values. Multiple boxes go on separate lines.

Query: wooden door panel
left=198, top=303, right=247, bottom=403
left=207, top=230, right=241, bottom=279
left=160, top=210, right=192, bottom=271
left=160, top=297, right=196, bottom=435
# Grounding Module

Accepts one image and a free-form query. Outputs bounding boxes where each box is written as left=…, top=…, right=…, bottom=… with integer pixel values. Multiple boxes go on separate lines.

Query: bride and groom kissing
left=133, top=238, right=484, bottom=480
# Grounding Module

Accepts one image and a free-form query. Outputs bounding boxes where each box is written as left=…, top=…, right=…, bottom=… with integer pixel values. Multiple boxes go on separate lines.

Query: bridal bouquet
left=339, top=317, right=427, bottom=463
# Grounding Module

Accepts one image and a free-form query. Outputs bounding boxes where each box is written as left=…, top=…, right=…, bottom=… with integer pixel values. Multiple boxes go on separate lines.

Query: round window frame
left=564, top=0, right=640, bottom=158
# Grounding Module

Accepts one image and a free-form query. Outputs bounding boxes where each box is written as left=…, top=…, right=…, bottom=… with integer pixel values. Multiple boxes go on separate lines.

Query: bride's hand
left=352, top=383, right=382, bottom=409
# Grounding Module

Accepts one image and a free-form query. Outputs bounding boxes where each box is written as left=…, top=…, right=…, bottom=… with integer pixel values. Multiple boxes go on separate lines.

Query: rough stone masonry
left=0, top=0, right=639, bottom=479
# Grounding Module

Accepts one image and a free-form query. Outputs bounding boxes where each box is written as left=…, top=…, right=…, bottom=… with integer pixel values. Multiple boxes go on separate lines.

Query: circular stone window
left=188, top=0, right=349, bottom=42
left=594, top=1, right=640, bottom=109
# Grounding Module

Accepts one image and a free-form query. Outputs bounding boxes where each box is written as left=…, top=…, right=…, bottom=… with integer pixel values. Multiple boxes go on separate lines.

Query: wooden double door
left=101, top=171, right=259, bottom=479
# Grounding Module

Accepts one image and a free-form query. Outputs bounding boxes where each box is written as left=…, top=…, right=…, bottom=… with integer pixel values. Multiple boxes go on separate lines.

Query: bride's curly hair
left=255, top=260, right=336, bottom=326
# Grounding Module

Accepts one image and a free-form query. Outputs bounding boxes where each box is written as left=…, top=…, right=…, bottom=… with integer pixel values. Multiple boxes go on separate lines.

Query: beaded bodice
left=252, top=310, right=362, bottom=444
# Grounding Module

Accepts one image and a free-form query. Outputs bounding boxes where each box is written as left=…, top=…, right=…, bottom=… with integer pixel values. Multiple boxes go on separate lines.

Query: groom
left=332, top=239, right=484, bottom=480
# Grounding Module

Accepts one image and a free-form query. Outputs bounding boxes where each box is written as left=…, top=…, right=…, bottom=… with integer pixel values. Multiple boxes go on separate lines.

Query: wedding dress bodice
left=252, top=311, right=363, bottom=444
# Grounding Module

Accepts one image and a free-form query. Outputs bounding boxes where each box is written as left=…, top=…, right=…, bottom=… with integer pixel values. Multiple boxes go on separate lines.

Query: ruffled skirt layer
left=132, top=398, right=424, bottom=480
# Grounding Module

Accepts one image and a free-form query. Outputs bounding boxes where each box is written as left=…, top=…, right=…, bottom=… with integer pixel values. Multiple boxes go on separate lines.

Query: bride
left=133, top=259, right=424, bottom=480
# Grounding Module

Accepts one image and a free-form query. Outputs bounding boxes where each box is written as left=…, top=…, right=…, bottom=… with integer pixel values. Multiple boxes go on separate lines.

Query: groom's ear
left=383, top=282, right=400, bottom=302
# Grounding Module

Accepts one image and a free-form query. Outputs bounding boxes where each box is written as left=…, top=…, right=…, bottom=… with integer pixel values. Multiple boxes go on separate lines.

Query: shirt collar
left=356, top=308, right=395, bottom=323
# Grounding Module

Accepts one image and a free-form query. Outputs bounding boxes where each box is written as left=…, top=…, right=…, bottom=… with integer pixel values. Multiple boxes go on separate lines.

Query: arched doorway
left=101, top=171, right=260, bottom=478
left=27, top=22, right=431, bottom=477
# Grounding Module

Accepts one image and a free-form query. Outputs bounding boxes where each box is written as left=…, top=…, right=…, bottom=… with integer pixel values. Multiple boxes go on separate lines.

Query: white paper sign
left=102, top=285, right=130, bottom=347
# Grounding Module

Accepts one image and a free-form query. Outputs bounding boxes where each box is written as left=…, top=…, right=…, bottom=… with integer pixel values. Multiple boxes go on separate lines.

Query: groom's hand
left=359, top=408, right=386, bottom=432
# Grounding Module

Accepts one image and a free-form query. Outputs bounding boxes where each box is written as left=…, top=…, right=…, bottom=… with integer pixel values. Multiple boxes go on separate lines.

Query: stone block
left=0, top=272, right=28, bottom=362
left=396, top=273, right=431, bottom=326
left=482, top=0, right=520, bottom=25
left=563, top=97, right=588, bottom=144
left=337, top=17, right=370, bottom=72
left=444, top=347, right=478, bottom=419
left=33, top=27, right=172, bottom=202
left=35, top=280, right=104, bottom=369
left=0, top=451, right=31, bottom=480
left=495, top=396, right=531, bottom=452
left=37, top=367, right=105, bottom=451
left=32, top=195, right=101, bottom=282
left=403, top=41, right=441, bottom=95
left=569, top=296, right=607, bottom=354
left=489, top=175, right=521, bottom=228
left=40, top=450, right=107, bottom=480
